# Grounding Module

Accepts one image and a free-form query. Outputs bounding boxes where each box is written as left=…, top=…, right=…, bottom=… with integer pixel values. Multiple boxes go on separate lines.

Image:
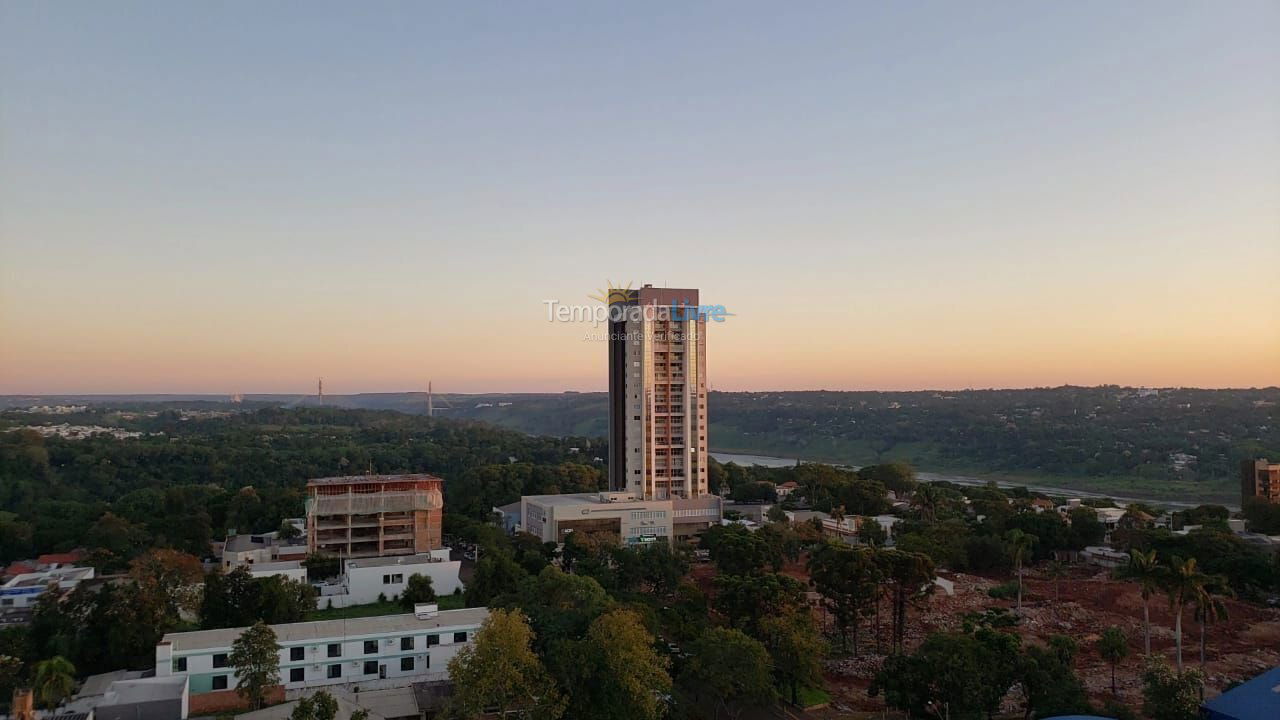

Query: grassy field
left=306, top=593, right=466, bottom=622
left=796, top=686, right=832, bottom=708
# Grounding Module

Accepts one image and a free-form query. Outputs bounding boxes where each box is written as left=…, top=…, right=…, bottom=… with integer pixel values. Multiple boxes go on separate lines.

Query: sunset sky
left=2, top=2, right=1278, bottom=395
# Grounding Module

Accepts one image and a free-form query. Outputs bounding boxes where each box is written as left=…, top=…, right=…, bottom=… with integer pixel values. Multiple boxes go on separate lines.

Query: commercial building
left=520, top=491, right=721, bottom=546
left=314, top=552, right=462, bottom=609
left=608, top=285, right=710, bottom=500
left=306, top=475, right=444, bottom=559
left=1242, top=458, right=1280, bottom=504
left=156, top=605, right=488, bottom=712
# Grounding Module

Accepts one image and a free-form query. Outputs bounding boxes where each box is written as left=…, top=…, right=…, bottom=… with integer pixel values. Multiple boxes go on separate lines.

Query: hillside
left=7, top=386, right=1277, bottom=503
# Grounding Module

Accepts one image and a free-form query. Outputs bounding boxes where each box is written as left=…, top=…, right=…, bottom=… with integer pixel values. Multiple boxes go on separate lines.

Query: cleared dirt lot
left=693, top=560, right=1280, bottom=717
left=821, top=564, right=1280, bottom=714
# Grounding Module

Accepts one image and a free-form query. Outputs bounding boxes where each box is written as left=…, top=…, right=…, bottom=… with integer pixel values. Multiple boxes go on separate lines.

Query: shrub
left=987, top=581, right=1019, bottom=599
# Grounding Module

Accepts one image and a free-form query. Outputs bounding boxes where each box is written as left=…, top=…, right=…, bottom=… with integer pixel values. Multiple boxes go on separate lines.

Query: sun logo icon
left=588, top=280, right=634, bottom=304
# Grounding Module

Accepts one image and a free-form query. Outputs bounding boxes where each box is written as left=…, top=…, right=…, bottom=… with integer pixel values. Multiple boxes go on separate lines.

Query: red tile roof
left=37, top=552, right=82, bottom=565
left=3, top=562, right=35, bottom=577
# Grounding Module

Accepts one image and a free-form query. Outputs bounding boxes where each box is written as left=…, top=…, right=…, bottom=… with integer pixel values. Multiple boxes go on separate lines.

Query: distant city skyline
left=2, top=3, right=1277, bottom=394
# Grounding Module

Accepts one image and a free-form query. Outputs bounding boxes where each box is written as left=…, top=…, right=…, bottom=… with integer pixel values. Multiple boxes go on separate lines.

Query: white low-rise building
left=222, top=527, right=308, bottom=570
left=247, top=561, right=308, bottom=583
left=520, top=492, right=722, bottom=546
left=156, top=606, right=488, bottom=697
left=0, top=564, right=95, bottom=611
left=315, top=552, right=461, bottom=610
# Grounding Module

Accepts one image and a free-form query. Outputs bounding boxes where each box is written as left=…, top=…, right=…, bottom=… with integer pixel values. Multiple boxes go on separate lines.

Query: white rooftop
left=160, top=607, right=490, bottom=653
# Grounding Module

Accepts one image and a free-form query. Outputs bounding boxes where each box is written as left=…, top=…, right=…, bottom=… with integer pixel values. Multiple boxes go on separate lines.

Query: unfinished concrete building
left=306, top=474, right=444, bottom=558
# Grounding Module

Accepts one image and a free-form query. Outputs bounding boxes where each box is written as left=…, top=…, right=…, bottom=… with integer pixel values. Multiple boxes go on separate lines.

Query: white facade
left=247, top=561, right=308, bottom=583
left=521, top=492, right=721, bottom=546
left=222, top=529, right=308, bottom=571
left=315, top=552, right=461, bottom=610
left=0, top=565, right=94, bottom=610
left=156, top=607, right=488, bottom=695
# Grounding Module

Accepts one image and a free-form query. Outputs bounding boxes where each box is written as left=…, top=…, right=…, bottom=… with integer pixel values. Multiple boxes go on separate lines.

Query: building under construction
left=306, top=474, right=444, bottom=558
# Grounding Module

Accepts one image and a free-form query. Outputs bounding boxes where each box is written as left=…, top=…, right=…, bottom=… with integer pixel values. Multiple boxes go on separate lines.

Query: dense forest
left=8, top=387, right=1277, bottom=502
left=0, top=407, right=605, bottom=564
left=3, top=405, right=1277, bottom=720
left=450, top=386, right=1280, bottom=501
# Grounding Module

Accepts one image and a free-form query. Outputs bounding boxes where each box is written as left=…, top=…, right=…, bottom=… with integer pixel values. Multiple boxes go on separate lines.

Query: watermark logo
left=587, top=280, right=635, bottom=305
left=542, top=281, right=734, bottom=332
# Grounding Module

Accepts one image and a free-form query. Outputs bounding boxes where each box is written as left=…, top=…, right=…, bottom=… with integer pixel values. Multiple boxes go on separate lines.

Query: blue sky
left=2, top=2, right=1277, bottom=393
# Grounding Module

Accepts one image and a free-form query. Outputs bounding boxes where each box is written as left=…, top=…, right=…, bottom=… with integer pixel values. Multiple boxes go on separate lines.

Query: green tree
left=1018, top=643, right=1090, bottom=719
left=289, top=691, right=339, bottom=720
left=808, top=542, right=879, bottom=653
left=871, top=630, right=1019, bottom=720
left=911, top=484, right=943, bottom=523
left=230, top=622, right=280, bottom=710
left=1142, top=657, right=1204, bottom=720
left=859, top=462, right=917, bottom=497
left=466, top=551, right=530, bottom=607
left=713, top=572, right=806, bottom=635
left=504, top=566, right=613, bottom=654
left=857, top=517, right=888, bottom=548
left=678, top=627, right=774, bottom=720
left=34, top=655, right=75, bottom=709
left=445, top=609, right=565, bottom=720
left=1046, top=560, right=1068, bottom=606
left=1162, top=556, right=1208, bottom=673
left=399, top=573, right=437, bottom=610
left=1097, top=626, right=1129, bottom=695
left=302, top=553, right=341, bottom=581
left=276, top=520, right=302, bottom=542
left=1116, top=549, right=1162, bottom=656
left=1005, top=529, right=1037, bottom=610
left=129, top=548, right=204, bottom=627
left=702, top=524, right=771, bottom=576
left=0, top=653, right=24, bottom=712
left=564, top=609, right=670, bottom=720
left=1190, top=575, right=1232, bottom=669
left=876, top=550, right=935, bottom=653
left=758, top=610, right=824, bottom=706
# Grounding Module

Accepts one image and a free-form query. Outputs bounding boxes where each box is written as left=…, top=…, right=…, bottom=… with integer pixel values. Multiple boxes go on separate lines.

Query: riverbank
left=710, top=451, right=1238, bottom=510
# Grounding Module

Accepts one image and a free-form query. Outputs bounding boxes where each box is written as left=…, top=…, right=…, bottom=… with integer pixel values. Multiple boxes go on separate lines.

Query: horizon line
left=4, top=383, right=1280, bottom=399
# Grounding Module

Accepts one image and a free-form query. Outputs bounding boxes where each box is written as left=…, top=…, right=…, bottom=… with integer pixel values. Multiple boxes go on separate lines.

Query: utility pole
left=427, top=381, right=433, bottom=418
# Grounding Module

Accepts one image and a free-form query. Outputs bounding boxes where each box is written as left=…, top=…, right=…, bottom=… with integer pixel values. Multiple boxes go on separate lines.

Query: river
left=709, top=451, right=1230, bottom=510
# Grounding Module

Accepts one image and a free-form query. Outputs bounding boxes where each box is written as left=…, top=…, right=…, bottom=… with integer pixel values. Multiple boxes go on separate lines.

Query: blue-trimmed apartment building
left=155, top=606, right=488, bottom=695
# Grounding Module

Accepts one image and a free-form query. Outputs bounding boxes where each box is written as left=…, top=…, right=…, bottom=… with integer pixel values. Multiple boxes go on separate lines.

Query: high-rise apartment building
left=306, top=474, right=444, bottom=558
left=1242, top=458, right=1280, bottom=504
left=608, top=285, right=709, bottom=500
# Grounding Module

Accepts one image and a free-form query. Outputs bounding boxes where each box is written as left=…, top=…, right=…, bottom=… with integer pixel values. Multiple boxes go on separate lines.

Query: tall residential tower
left=608, top=285, right=709, bottom=500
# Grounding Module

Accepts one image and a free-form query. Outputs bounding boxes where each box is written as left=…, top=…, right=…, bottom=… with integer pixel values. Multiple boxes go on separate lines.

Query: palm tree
left=912, top=484, right=942, bottom=523
left=1046, top=559, right=1068, bottom=606
left=1191, top=576, right=1232, bottom=669
left=1096, top=626, right=1129, bottom=695
left=1005, top=529, right=1036, bottom=611
left=1163, top=556, right=1208, bottom=673
left=35, top=656, right=76, bottom=709
left=1116, top=549, right=1162, bottom=656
